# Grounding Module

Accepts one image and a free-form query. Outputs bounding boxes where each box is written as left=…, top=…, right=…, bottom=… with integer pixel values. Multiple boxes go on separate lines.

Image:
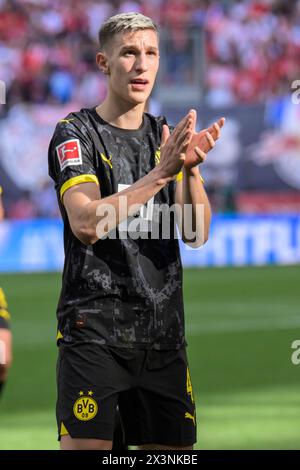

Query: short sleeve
left=48, top=117, right=99, bottom=201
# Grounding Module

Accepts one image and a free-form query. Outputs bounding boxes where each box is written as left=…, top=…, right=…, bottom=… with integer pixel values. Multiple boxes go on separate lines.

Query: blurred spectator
left=1, top=0, right=299, bottom=108
left=204, top=0, right=300, bottom=106
left=49, top=68, right=75, bottom=103
left=7, top=191, right=37, bottom=220
left=1, top=0, right=300, bottom=218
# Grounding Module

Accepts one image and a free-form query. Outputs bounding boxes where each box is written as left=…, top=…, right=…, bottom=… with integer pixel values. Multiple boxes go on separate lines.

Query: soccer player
left=48, top=12, right=224, bottom=450
left=0, top=186, right=12, bottom=397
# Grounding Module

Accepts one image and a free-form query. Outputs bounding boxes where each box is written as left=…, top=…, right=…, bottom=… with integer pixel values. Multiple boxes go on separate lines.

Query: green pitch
left=0, top=266, right=299, bottom=450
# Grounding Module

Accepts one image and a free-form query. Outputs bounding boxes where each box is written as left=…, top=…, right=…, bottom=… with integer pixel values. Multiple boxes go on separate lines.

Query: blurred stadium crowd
left=0, top=0, right=299, bottom=218
left=1, top=0, right=299, bottom=108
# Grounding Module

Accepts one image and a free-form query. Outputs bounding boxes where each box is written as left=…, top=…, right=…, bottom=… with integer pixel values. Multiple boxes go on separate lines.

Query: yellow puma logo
left=185, top=412, right=196, bottom=426
left=100, top=153, right=113, bottom=169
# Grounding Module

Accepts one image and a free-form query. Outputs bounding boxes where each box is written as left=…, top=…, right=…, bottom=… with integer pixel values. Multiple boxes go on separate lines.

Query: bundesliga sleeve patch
left=55, top=139, right=83, bottom=171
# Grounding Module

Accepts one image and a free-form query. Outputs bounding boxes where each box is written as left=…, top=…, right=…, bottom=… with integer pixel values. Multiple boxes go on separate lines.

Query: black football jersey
left=48, top=107, right=185, bottom=350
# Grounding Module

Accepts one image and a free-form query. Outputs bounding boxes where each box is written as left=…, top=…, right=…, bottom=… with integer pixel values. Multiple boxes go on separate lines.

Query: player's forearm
left=175, top=166, right=211, bottom=247
left=76, top=167, right=169, bottom=244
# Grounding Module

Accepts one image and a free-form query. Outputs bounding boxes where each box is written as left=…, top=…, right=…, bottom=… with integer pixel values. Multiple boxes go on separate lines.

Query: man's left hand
left=184, top=111, right=225, bottom=169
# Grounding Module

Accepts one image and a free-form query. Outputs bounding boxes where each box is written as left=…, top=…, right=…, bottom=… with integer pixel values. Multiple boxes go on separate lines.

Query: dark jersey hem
left=58, top=338, right=187, bottom=351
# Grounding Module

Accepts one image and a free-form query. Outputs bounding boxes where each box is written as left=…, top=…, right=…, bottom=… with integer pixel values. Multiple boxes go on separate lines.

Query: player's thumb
left=161, top=124, right=170, bottom=147
left=190, top=109, right=197, bottom=132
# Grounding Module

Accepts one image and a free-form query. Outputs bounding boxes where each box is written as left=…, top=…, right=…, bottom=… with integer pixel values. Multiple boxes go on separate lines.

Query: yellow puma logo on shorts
left=185, top=411, right=196, bottom=426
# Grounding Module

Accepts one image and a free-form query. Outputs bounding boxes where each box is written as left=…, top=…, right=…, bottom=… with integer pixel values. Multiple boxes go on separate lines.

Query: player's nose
left=135, top=52, right=148, bottom=72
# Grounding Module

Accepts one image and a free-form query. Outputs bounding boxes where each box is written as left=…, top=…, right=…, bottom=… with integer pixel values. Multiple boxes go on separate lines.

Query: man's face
left=101, top=29, right=159, bottom=106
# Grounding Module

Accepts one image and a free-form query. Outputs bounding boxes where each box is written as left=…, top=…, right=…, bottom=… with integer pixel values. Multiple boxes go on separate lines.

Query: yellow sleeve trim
left=176, top=171, right=205, bottom=184
left=0, top=186, right=2, bottom=195
left=60, top=174, right=99, bottom=200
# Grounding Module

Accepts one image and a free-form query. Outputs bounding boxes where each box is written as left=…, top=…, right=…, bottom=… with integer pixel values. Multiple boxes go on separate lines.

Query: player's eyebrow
left=119, top=45, right=138, bottom=52
left=146, top=46, right=159, bottom=53
left=119, top=44, right=159, bottom=53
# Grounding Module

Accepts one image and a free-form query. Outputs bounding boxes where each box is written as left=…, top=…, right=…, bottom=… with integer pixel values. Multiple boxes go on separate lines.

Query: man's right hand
left=157, top=110, right=195, bottom=180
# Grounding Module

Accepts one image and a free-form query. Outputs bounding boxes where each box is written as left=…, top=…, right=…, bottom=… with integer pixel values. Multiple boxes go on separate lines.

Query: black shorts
left=56, top=342, right=197, bottom=447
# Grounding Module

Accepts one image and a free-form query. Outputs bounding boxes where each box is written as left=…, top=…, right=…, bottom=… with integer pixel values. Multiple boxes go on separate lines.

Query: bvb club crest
left=73, top=391, right=98, bottom=421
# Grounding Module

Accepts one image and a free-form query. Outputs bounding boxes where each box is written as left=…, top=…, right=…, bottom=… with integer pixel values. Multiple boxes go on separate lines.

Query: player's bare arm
left=174, top=113, right=225, bottom=247
left=63, top=112, right=193, bottom=245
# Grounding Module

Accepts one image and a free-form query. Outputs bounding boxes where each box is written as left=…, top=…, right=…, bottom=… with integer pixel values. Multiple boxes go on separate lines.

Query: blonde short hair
left=98, top=12, right=158, bottom=50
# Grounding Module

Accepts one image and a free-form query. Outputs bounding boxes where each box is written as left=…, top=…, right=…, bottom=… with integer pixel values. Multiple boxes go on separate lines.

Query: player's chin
left=127, top=88, right=152, bottom=104
left=128, top=93, right=149, bottom=105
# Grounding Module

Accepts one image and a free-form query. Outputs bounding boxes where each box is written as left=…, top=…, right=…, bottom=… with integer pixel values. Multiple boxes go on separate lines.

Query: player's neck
left=95, top=96, right=145, bottom=130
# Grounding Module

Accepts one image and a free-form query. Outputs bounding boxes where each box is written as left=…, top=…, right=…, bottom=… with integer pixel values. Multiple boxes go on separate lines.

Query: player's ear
left=96, top=52, right=110, bottom=75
